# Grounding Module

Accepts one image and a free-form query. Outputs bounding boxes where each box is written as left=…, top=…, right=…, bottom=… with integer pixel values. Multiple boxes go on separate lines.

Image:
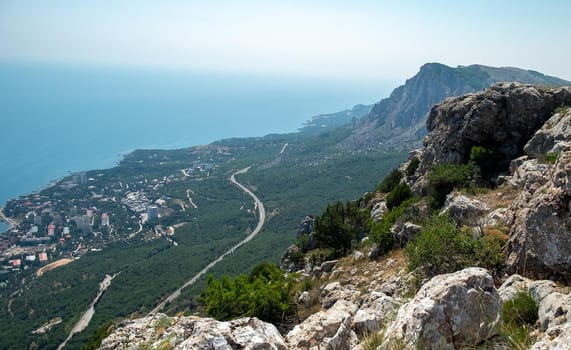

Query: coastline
left=0, top=208, right=17, bottom=232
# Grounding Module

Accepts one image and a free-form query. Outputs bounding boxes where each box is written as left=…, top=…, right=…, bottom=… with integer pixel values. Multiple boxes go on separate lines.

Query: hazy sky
left=1, top=0, right=569, bottom=82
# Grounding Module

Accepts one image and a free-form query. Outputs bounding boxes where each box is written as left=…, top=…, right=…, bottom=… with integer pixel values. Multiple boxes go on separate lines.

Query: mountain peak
left=339, top=63, right=570, bottom=152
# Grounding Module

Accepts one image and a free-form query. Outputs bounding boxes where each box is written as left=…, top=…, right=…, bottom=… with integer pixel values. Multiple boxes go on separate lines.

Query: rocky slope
left=340, top=63, right=570, bottom=151
left=99, top=83, right=571, bottom=349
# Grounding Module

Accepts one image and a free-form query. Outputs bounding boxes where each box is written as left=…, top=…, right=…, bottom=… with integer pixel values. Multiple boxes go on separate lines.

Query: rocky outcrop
left=440, top=192, right=490, bottom=226
left=506, top=147, right=571, bottom=278
left=384, top=268, right=501, bottom=349
left=413, top=83, right=571, bottom=192
left=524, top=107, right=571, bottom=157
left=497, top=274, right=532, bottom=302
left=352, top=292, right=400, bottom=335
left=370, top=200, right=388, bottom=222
left=100, top=314, right=287, bottom=350
left=285, top=300, right=358, bottom=350
left=391, top=222, right=422, bottom=246
left=509, top=157, right=551, bottom=192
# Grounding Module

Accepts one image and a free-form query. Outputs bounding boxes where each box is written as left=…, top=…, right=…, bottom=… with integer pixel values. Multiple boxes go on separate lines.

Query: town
left=0, top=158, right=215, bottom=283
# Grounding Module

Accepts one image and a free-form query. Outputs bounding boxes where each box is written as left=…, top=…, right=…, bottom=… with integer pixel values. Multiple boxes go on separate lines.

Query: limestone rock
left=509, top=157, right=551, bottom=192
left=351, top=292, right=400, bottom=335
left=370, top=200, right=388, bottom=222
left=320, top=260, right=338, bottom=273
left=100, top=314, right=287, bottom=350
left=497, top=274, right=532, bottom=303
left=482, top=207, right=508, bottom=227
left=532, top=323, right=571, bottom=350
left=413, top=83, right=571, bottom=192
left=366, top=243, right=380, bottom=260
left=285, top=299, right=358, bottom=350
left=320, top=281, right=357, bottom=309
left=297, top=216, right=315, bottom=237
left=391, top=222, right=422, bottom=247
left=440, top=192, right=490, bottom=226
left=524, top=108, right=571, bottom=157
left=506, top=149, right=571, bottom=278
left=352, top=250, right=364, bottom=260
left=384, top=267, right=501, bottom=349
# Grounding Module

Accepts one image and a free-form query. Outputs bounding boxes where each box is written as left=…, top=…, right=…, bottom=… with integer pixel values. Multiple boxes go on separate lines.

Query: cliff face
left=341, top=63, right=570, bottom=151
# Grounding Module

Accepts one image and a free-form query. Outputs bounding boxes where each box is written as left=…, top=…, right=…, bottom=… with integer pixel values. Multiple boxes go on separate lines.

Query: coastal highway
left=149, top=166, right=266, bottom=315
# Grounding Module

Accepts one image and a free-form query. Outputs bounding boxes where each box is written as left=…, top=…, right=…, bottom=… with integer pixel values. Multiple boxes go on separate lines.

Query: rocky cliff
left=341, top=63, right=570, bottom=151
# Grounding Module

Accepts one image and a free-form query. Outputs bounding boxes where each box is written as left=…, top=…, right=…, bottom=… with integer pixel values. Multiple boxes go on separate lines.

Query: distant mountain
left=298, top=104, right=371, bottom=135
left=339, top=63, right=570, bottom=151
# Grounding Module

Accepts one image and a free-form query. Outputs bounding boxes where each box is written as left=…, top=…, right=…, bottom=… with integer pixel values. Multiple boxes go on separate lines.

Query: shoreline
left=0, top=208, right=17, bottom=232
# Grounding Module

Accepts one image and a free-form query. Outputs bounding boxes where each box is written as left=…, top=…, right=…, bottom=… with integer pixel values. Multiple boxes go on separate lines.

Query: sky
left=0, top=0, right=570, bottom=82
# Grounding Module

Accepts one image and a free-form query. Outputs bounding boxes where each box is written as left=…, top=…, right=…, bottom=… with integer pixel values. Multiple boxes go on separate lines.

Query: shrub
left=470, top=145, right=499, bottom=178
left=199, top=263, right=293, bottom=324
left=502, top=292, right=538, bottom=327
left=426, top=162, right=479, bottom=209
left=406, top=157, right=420, bottom=177
left=405, top=215, right=504, bottom=277
left=499, top=292, right=538, bottom=349
left=314, top=201, right=369, bottom=257
left=376, top=169, right=403, bottom=193
left=386, top=182, right=413, bottom=210
left=370, top=198, right=416, bottom=253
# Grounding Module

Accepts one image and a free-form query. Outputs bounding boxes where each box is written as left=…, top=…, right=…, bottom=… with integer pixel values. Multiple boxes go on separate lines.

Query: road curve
left=149, top=166, right=265, bottom=315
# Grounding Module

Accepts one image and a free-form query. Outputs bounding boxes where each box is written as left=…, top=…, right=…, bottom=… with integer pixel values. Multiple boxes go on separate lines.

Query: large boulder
left=384, top=267, right=501, bottom=349
left=497, top=274, right=532, bottom=303
left=524, top=107, right=571, bottom=157
left=351, top=292, right=401, bottom=335
left=319, top=281, right=358, bottom=309
left=391, top=222, right=422, bottom=246
left=529, top=279, right=571, bottom=349
left=370, top=200, right=388, bottom=222
left=440, top=192, right=489, bottom=226
left=509, top=157, right=551, bottom=192
left=100, top=314, right=287, bottom=350
left=285, top=299, right=358, bottom=350
left=506, top=148, right=571, bottom=278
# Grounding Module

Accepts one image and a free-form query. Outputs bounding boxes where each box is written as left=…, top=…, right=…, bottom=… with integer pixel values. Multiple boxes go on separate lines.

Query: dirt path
left=148, top=166, right=265, bottom=315
left=36, top=258, right=74, bottom=277
left=57, top=273, right=119, bottom=350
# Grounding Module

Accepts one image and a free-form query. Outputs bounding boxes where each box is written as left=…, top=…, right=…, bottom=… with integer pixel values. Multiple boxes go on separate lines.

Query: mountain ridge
left=338, top=63, right=570, bottom=151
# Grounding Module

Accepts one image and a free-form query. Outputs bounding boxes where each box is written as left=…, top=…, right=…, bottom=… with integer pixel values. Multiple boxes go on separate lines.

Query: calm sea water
left=0, top=62, right=394, bottom=214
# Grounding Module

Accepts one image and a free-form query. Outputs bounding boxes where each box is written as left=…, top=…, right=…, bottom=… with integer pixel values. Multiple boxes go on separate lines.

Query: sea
left=0, top=62, right=395, bottom=233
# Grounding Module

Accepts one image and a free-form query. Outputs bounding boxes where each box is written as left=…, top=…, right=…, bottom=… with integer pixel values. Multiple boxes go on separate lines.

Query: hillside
left=1, top=64, right=570, bottom=350
left=99, top=83, right=571, bottom=349
left=340, top=63, right=570, bottom=151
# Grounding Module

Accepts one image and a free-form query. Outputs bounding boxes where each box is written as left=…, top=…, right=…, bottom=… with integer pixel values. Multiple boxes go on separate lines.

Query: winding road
left=149, top=166, right=265, bottom=315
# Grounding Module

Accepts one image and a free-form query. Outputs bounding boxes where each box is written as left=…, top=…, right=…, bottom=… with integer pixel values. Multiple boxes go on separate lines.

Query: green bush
left=314, top=201, right=369, bottom=257
left=386, top=182, right=413, bottom=210
left=426, top=162, right=479, bottom=209
left=470, top=145, right=499, bottom=177
left=370, top=198, right=416, bottom=253
left=498, top=292, right=538, bottom=349
left=502, top=292, right=538, bottom=327
left=376, top=169, right=403, bottom=193
left=405, top=215, right=504, bottom=277
left=406, top=157, right=420, bottom=177
left=199, top=263, right=293, bottom=324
